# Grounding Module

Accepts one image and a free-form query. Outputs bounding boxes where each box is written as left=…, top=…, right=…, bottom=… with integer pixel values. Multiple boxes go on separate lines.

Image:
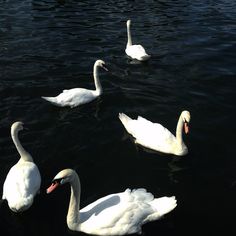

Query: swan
left=42, top=59, right=108, bottom=108
left=2, top=122, right=41, bottom=212
left=47, top=169, right=177, bottom=235
left=125, top=19, right=151, bottom=61
left=119, top=111, right=191, bottom=156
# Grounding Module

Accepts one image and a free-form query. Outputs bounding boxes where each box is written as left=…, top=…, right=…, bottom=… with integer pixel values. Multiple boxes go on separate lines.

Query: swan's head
left=127, top=19, right=131, bottom=27
left=181, top=111, right=191, bottom=134
left=95, top=59, right=108, bottom=71
left=47, top=169, right=77, bottom=194
left=11, top=121, right=24, bottom=135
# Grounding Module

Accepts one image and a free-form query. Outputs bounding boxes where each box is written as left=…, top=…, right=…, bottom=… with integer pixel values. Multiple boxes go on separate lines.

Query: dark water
left=0, top=0, right=236, bottom=235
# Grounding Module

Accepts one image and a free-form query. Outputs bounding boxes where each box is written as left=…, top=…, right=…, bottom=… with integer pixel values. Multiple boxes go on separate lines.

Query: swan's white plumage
left=42, top=88, right=97, bottom=108
left=125, top=19, right=151, bottom=61
left=2, top=162, right=41, bottom=212
left=119, top=111, right=190, bottom=156
left=125, top=45, right=151, bottom=61
left=2, top=122, right=41, bottom=212
left=47, top=169, right=177, bottom=235
left=42, top=59, right=107, bottom=108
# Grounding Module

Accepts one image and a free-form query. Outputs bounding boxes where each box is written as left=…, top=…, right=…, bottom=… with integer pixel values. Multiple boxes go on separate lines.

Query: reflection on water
left=168, top=157, right=188, bottom=183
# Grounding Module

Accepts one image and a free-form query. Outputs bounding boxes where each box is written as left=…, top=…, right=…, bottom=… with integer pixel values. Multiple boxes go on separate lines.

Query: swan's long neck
left=93, top=64, right=102, bottom=96
left=175, top=115, right=184, bottom=145
left=11, top=129, right=33, bottom=162
left=67, top=174, right=81, bottom=230
left=127, top=23, right=132, bottom=47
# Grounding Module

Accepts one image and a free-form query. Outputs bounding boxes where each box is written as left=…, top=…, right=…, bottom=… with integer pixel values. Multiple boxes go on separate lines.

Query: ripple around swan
left=0, top=0, right=236, bottom=235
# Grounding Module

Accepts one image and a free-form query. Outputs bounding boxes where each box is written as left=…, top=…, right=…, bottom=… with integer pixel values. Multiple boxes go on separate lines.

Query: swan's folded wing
left=131, top=116, right=176, bottom=150
left=135, top=116, right=171, bottom=139
left=131, top=45, right=146, bottom=53
left=79, top=189, right=154, bottom=235
left=57, top=88, right=95, bottom=107
left=3, top=163, right=41, bottom=211
left=126, top=45, right=147, bottom=58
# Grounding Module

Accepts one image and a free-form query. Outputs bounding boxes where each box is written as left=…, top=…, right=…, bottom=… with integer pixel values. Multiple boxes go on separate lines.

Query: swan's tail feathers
left=140, top=54, right=151, bottom=61
left=119, top=113, right=132, bottom=128
left=42, top=96, right=59, bottom=106
left=152, top=196, right=177, bottom=216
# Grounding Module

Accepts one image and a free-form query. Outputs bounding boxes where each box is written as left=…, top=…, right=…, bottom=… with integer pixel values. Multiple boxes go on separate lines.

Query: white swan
left=119, top=111, right=191, bottom=156
left=2, top=122, right=41, bottom=212
left=125, top=19, right=151, bottom=61
left=47, top=169, right=177, bottom=235
left=42, top=59, right=108, bottom=108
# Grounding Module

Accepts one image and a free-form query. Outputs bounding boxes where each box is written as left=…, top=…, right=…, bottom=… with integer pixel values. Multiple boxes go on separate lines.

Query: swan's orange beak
left=47, top=182, right=60, bottom=194
left=184, top=122, right=189, bottom=134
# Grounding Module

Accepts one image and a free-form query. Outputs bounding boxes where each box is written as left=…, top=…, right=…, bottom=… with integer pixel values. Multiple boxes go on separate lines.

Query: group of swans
left=40, top=19, right=190, bottom=156
left=1, top=19, right=190, bottom=235
left=41, top=19, right=150, bottom=108
left=1, top=121, right=177, bottom=235
left=1, top=119, right=188, bottom=234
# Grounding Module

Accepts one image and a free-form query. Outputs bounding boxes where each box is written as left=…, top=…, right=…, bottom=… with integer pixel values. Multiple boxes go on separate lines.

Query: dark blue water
left=0, top=0, right=236, bottom=235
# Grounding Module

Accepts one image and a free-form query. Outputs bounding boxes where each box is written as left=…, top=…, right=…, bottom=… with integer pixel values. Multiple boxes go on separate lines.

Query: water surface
left=0, top=0, right=236, bottom=235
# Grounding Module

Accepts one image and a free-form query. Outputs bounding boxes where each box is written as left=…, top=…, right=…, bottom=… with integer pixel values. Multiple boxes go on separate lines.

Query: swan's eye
left=52, top=180, right=59, bottom=185
left=52, top=178, right=63, bottom=185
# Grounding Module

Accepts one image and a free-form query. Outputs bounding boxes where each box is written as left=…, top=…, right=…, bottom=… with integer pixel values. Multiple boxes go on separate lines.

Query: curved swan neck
left=11, top=129, right=33, bottom=162
left=67, top=174, right=81, bottom=229
left=93, top=63, right=102, bottom=96
left=175, top=114, right=184, bottom=145
left=127, top=22, right=132, bottom=47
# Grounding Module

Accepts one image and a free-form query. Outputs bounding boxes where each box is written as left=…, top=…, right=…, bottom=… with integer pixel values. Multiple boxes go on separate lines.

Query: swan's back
left=119, top=113, right=176, bottom=153
left=125, top=45, right=150, bottom=61
left=2, top=161, right=41, bottom=212
left=58, top=88, right=97, bottom=107
left=119, top=114, right=174, bottom=139
left=43, top=88, right=97, bottom=108
left=77, top=188, right=176, bottom=235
